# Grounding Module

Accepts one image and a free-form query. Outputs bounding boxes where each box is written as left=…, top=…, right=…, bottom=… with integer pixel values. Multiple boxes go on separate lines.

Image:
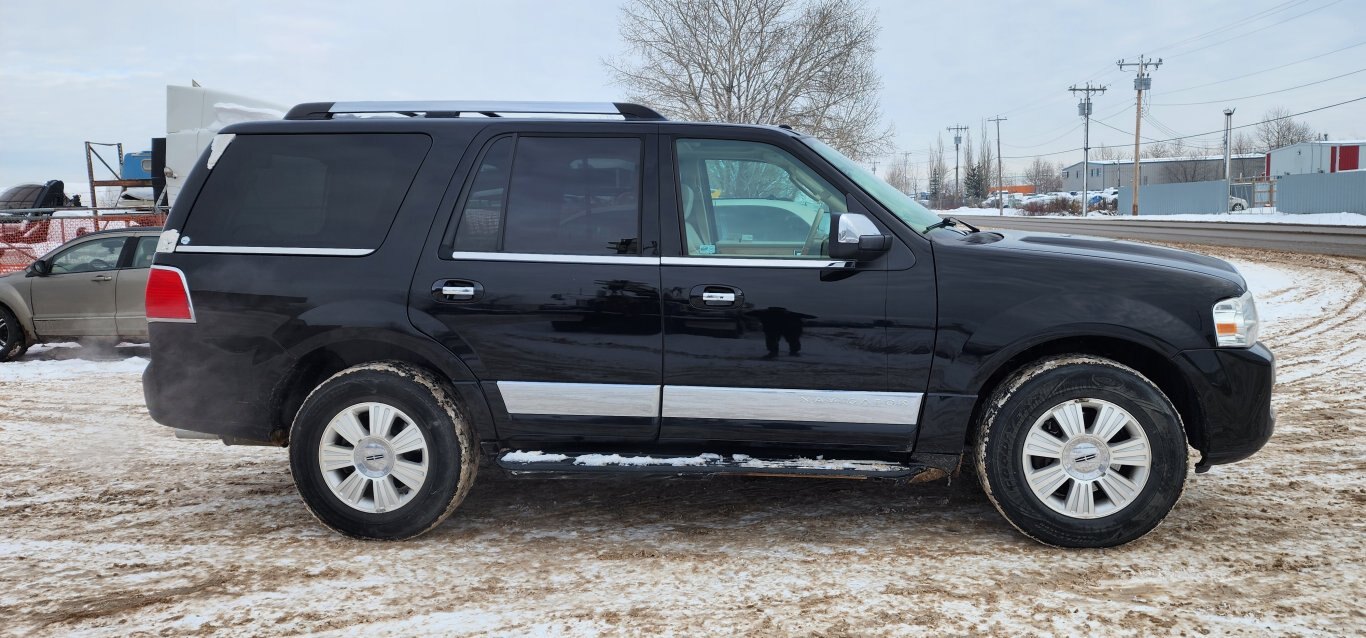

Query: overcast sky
left=2, top=0, right=1363, bottom=188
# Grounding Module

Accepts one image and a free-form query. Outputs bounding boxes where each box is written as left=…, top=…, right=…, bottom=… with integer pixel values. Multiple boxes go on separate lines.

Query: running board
left=495, top=450, right=949, bottom=481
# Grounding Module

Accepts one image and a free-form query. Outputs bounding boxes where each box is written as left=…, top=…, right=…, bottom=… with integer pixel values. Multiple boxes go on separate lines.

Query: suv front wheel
left=289, top=361, right=478, bottom=539
left=975, top=355, right=1188, bottom=547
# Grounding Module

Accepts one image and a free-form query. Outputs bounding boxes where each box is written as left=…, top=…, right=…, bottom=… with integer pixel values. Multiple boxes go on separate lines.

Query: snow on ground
left=938, top=206, right=1366, bottom=225
left=1, top=248, right=1363, bottom=636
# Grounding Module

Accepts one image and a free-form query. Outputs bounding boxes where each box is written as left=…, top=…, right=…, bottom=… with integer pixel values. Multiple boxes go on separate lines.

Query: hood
left=956, top=229, right=1247, bottom=288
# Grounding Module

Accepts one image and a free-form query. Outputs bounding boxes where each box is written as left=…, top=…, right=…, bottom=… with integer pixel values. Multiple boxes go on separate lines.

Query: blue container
left=122, top=151, right=153, bottom=179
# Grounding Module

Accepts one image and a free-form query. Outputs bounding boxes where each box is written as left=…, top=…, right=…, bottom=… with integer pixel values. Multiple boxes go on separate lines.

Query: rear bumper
left=143, top=351, right=279, bottom=445
left=1174, top=342, right=1275, bottom=469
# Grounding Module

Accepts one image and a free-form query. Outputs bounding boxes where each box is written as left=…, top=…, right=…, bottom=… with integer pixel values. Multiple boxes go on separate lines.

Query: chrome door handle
left=432, top=279, right=483, bottom=303
left=702, top=292, right=735, bottom=303
left=91, top=275, right=113, bottom=282
left=441, top=286, right=476, bottom=299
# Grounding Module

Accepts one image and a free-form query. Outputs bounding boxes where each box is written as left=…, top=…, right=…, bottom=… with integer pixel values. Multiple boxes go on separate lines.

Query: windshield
left=800, top=138, right=942, bottom=233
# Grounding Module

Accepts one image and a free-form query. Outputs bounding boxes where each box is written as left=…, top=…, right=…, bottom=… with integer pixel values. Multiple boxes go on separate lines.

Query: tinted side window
left=453, top=137, right=514, bottom=253
left=500, top=137, right=641, bottom=256
left=183, top=133, right=430, bottom=249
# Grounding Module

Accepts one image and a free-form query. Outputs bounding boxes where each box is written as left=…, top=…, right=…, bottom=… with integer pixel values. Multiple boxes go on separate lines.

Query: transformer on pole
left=1069, top=83, right=1107, bottom=214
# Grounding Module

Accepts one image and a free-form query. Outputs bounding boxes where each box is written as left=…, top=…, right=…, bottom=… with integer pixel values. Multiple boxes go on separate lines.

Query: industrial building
left=1059, top=154, right=1264, bottom=191
left=1265, top=140, right=1363, bottom=177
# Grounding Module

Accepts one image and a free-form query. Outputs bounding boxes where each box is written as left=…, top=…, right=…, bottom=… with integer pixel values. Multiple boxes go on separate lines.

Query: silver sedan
left=0, top=227, right=163, bottom=361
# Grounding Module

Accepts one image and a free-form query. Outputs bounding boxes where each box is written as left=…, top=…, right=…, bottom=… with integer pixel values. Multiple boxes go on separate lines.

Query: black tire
left=1232, top=203, right=1245, bottom=211
left=289, top=361, right=478, bottom=540
left=0, top=305, right=26, bottom=362
left=974, top=355, right=1187, bottom=548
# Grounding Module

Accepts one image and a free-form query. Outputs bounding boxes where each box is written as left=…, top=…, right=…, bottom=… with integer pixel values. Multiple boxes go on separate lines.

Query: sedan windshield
left=801, top=138, right=942, bottom=233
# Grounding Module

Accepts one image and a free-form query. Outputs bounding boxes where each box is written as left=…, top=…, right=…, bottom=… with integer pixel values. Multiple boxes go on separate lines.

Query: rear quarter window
left=181, top=133, right=431, bottom=250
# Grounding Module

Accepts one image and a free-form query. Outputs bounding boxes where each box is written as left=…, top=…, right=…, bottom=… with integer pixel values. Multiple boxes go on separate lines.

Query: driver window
left=676, top=138, right=846, bottom=258
left=49, top=237, right=127, bottom=275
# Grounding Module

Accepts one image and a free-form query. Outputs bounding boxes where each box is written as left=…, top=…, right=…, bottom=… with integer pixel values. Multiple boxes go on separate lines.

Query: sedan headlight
left=1213, top=290, right=1259, bottom=347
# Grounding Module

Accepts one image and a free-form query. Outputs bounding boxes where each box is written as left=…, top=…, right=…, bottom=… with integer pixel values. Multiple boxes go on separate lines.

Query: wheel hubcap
left=318, top=402, right=429, bottom=514
left=1020, top=398, right=1152, bottom=519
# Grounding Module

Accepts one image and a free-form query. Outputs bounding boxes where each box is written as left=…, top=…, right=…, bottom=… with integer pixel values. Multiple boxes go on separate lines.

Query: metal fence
left=0, top=213, right=166, bottom=275
left=1117, top=179, right=1230, bottom=215
left=1276, top=171, right=1366, bottom=214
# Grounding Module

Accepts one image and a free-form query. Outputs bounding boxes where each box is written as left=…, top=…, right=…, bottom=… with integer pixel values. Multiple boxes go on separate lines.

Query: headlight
left=1213, top=290, right=1259, bottom=347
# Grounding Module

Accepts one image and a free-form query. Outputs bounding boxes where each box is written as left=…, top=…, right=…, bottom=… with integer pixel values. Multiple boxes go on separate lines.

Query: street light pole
left=1224, top=108, right=1235, bottom=213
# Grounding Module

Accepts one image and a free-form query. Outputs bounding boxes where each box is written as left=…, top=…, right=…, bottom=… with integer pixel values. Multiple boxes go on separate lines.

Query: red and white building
left=1265, top=140, right=1363, bottom=177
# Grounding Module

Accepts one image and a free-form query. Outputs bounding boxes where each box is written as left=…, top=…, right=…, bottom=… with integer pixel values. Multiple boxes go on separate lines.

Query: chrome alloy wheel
left=318, top=402, right=429, bottom=514
left=1020, top=398, right=1153, bottom=519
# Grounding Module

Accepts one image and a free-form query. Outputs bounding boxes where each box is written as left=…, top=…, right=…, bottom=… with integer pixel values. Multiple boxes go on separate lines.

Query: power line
left=1162, top=0, right=1347, bottom=60
left=1149, top=0, right=1310, bottom=54
left=1000, top=94, right=1366, bottom=159
left=1161, top=38, right=1366, bottom=95
left=1150, top=66, right=1366, bottom=106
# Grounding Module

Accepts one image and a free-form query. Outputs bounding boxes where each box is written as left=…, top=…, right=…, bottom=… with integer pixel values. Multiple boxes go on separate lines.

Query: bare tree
left=1230, top=131, right=1257, bottom=155
left=1024, top=157, right=1062, bottom=194
left=978, top=122, right=996, bottom=195
left=884, top=161, right=910, bottom=194
left=928, top=134, right=948, bottom=207
left=607, top=0, right=893, bottom=160
left=1255, top=106, right=1316, bottom=152
left=1094, top=144, right=1120, bottom=161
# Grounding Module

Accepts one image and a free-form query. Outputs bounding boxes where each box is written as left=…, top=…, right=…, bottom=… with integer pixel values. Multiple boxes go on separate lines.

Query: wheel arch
left=963, top=334, right=1205, bottom=457
left=272, top=334, right=493, bottom=445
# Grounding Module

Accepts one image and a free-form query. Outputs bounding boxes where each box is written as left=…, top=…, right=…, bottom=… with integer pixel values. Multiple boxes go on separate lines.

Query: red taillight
left=146, top=265, right=195, bottom=322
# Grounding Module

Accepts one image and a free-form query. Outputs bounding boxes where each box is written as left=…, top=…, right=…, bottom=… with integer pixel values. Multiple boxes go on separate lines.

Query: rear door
left=31, top=235, right=130, bottom=336
left=658, top=130, right=931, bottom=449
left=115, top=234, right=158, bottom=338
left=409, top=125, right=664, bottom=445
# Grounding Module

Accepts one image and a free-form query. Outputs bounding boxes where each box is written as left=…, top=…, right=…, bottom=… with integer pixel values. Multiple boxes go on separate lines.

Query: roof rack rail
left=284, top=101, right=667, bottom=121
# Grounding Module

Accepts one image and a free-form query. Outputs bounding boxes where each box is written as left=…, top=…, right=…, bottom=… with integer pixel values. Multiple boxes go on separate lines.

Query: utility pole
left=1223, top=108, right=1235, bottom=212
left=947, top=124, right=968, bottom=207
left=901, top=151, right=913, bottom=195
left=987, top=116, right=1007, bottom=215
left=1069, top=83, right=1107, bottom=213
left=1117, top=55, right=1161, bottom=216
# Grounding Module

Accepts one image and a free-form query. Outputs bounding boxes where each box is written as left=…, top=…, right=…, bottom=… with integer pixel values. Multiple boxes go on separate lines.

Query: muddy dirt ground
left=1, top=246, right=1362, bottom=637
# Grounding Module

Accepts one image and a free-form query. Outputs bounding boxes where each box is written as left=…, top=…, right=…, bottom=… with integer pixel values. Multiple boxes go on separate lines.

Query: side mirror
left=828, top=213, right=891, bottom=261
left=26, top=259, right=49, bottom=277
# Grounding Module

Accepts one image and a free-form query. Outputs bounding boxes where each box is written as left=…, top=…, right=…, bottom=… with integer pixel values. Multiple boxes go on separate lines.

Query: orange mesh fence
left=0, top=213, right=166, bottom=275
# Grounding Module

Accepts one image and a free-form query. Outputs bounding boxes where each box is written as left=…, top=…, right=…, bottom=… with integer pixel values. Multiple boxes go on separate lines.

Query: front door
left=658, top=133, right=931, bottom=449
left=410, top=127, right=663, bottom=445
left=31, top=235, right=129, bottom=337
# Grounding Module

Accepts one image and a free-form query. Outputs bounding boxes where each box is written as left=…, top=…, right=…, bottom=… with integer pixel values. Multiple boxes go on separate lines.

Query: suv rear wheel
left=975, top=355, right=1187, bottom=547
left=289, top=361, right=477, bottom=539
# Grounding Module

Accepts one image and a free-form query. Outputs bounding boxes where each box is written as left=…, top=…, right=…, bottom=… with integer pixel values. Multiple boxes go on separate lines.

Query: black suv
left=143, top=101, right=1273, bottom=547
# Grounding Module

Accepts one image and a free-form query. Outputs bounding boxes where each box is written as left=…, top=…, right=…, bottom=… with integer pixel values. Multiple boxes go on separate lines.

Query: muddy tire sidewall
left=289, top=362, right=476, bottom=540
left=976, top=356, right=1188, bottom=548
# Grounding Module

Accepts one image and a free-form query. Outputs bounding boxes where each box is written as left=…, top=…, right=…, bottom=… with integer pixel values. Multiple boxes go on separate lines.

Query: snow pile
left=500, top=451, right=569, bottom=463
left=572, top=453, right=721, bottom=467
left=736, top=456, right=904, bottom=472
left=0, top=356, right=148, bottom=382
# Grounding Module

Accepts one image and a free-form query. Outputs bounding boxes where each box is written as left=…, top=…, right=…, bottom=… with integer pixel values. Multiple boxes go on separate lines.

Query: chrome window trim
left=497, top=381, right=660, bottom=418
left=451, top=251, right=659, bottom=265
left=175, top=246, right=374, bottom=256
left=661, top=257, right=853, bottom=269
left=662, top=386, right=921, bottom=425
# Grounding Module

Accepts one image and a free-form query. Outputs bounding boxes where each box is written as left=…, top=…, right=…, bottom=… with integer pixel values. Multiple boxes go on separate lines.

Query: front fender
left=946, top=292, right=1201, bottom=396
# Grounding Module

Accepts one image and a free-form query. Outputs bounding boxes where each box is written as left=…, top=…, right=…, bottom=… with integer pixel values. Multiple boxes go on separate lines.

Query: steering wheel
left=87, top=259, right=111, bottom=270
